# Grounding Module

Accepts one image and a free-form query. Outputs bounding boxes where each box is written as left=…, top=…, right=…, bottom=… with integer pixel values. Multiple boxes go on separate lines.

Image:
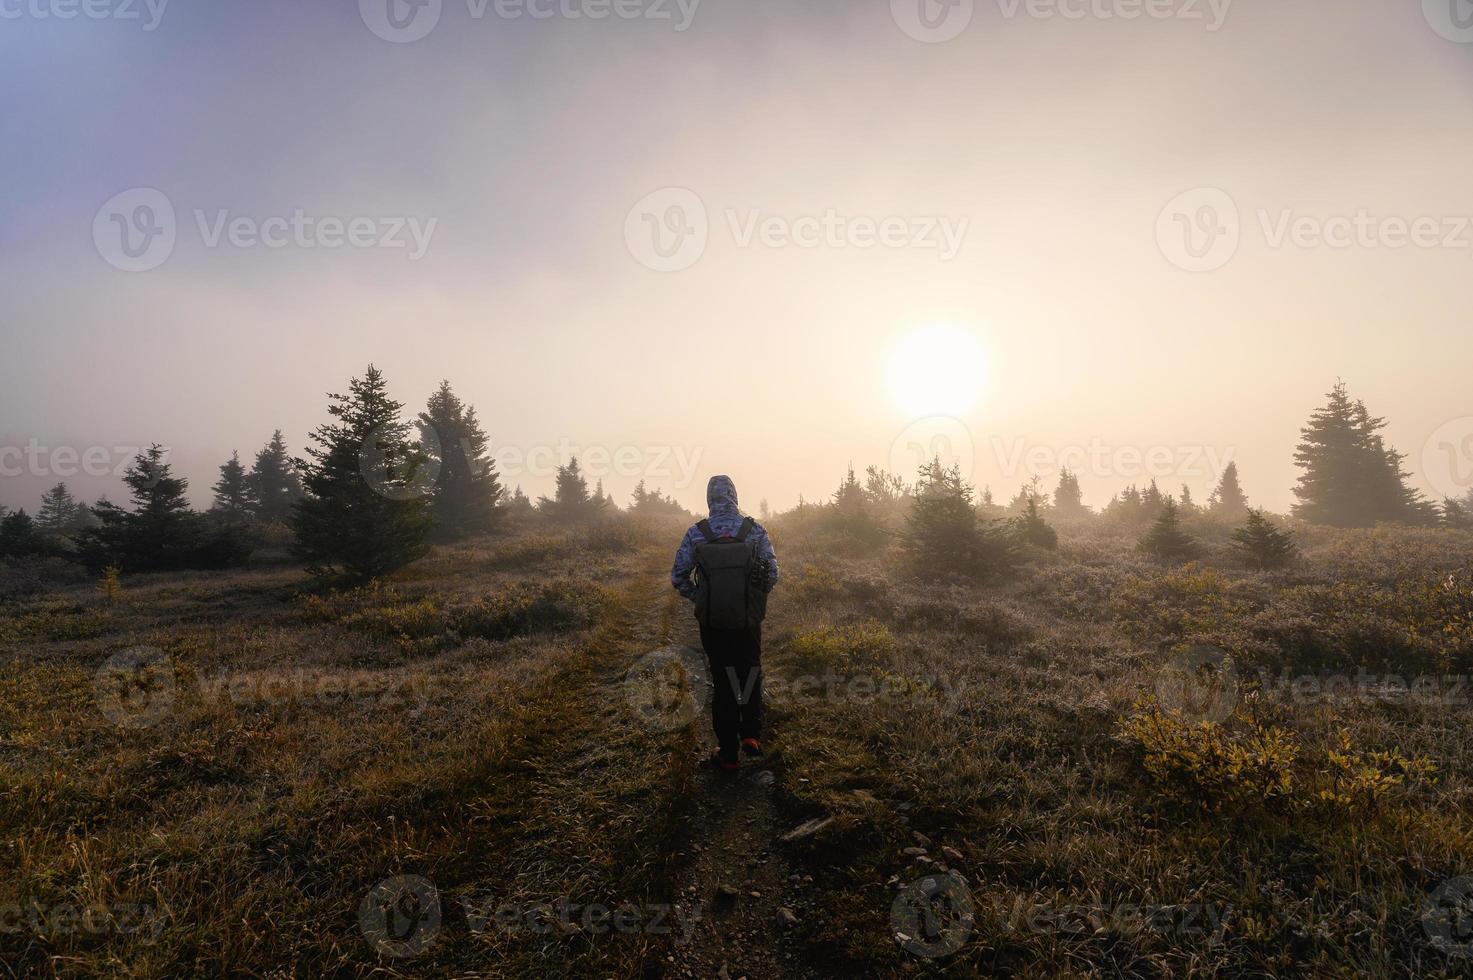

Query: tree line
left=2, top=376, right=1468, bottom=580
left=0, top=365, right=692, bottom=581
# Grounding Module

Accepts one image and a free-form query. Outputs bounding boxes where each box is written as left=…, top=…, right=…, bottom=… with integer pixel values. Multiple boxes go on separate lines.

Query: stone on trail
left=780, top=817, right=834, bottom=842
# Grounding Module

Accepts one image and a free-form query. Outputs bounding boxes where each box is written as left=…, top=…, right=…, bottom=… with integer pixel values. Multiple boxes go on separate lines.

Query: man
left=671, top=475, right=779, bottom=772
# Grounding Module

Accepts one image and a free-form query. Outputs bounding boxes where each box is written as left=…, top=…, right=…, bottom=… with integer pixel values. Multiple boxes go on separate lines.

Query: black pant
left=700, top=624, right=762, bottom=763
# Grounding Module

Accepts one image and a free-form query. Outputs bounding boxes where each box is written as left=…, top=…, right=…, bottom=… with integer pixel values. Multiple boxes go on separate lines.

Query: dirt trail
left=576, top=550, right=822, bottom=978
left=619, top=574, right=819, bottom=980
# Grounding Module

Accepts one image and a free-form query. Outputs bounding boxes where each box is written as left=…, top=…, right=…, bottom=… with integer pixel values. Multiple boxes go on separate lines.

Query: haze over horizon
left=4, top=0, right=1472, bottom=517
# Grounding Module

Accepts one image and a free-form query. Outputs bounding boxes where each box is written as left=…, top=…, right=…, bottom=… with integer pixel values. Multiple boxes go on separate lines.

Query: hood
left=707, top=475, right=740, bottom=517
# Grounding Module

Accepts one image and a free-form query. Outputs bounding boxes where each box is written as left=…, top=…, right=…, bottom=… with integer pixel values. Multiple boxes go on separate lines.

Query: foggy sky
left=3, top=0, right=1472, bottom=516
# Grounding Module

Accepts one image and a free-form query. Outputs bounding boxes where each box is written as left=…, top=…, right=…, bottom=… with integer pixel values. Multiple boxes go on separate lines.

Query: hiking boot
left=707, top=749, right=740, bottom=773
left=740, top=738, right=764, bottom=758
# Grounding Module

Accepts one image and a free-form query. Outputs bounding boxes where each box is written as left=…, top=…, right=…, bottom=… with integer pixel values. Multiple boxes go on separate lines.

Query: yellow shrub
left=1117, top=700, right=1297, bottom=813
left=1319, top=729, right=1437, bottom=813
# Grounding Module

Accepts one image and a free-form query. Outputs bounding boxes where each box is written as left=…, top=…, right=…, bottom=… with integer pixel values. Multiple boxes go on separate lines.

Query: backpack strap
left=735, top=517, right=755, bottom=542
left=696, top=519, right=720, bottom=543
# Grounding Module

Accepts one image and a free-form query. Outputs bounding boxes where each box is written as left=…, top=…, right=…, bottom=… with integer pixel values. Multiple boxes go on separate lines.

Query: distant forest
left=2, top=371, right=1469, bottom=584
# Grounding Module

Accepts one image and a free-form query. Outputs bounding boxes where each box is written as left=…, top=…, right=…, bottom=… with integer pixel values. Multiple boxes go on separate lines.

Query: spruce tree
left=247, top=430, right=303, bottom=524
left=1138, top=499, right=1201, bottom=564
left=75, top=445, right=212, bottom=572
left=1207, top=462, right=1249, bottom=521
left=292, top=365, right=435, bottom=581
left=212, top=452, right=255, bottom=518
left=504, top=485, right=535, bottom=519
left=1105, top=485, right=1145, bottom=524
left=864, top=466, right=908, bottom=507
left=418, top=381, right=502, bottom=541
left=905, top=457, right=1013, bottom=577
left=1443, top=492, right=1473, bottom=531
left=1141, top=480, right=1166, bottom=522
left=557, top=457, right=590, bottom=507
left=1293, top=382, right=1434, bottom=527
left=1011, top=495, right=1058, bottom=550
left=1053, top=467, right=1087, bottom=518
left=37, top=483, right=79, bottom=532
left=831, top=465, right=883, bottom=547
left=1231, top=509, right=1298, bottom=570
left=0, top=509, right=47, bottom=560
left=540, top=457, right=603, bottom=521
left=630, top=480, right=687, bottom=518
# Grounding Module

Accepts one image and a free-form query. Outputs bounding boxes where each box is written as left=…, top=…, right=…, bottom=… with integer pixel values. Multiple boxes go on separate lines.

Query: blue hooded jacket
left=670, top=475, right=779, bottom=601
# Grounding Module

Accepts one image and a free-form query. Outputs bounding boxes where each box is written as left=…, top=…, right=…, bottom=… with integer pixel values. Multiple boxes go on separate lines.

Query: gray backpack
left=692, top=517, right=767, bottom=631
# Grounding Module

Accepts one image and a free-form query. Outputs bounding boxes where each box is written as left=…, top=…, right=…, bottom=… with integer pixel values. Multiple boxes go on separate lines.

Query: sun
left=885, top=324, right=987, bottom=418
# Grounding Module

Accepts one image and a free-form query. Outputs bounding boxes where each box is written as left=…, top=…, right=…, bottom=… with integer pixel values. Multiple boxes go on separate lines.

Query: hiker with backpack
left=671, top=475, right=779, bottom=772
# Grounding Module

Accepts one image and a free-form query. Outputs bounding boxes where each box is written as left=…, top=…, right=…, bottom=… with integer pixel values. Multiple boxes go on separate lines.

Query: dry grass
left=5, top=517, right=1473, bottom=977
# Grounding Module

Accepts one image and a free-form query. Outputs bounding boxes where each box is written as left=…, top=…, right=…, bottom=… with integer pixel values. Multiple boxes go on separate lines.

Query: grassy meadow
left=4, top=510, right=1473, bottom=977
